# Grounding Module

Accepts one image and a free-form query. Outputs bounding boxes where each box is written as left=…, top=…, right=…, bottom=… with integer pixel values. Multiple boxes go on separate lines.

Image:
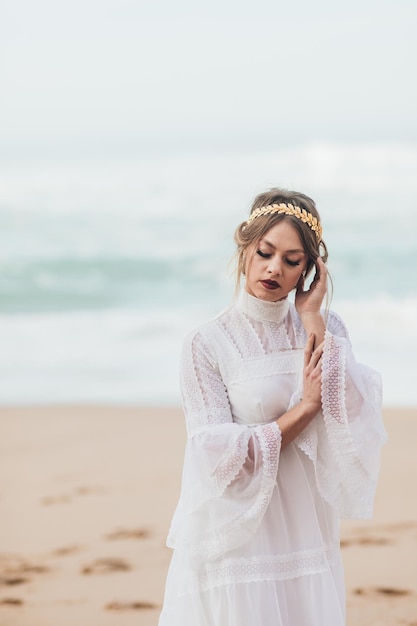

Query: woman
left=158, top=188, right=386, bottom=626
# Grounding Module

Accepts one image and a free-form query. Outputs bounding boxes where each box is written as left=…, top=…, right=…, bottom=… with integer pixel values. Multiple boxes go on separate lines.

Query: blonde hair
left=234, top=188, right=329, bottom=293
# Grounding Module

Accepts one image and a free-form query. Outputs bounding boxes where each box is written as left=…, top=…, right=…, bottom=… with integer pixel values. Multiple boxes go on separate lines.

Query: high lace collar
left=236, top=289, right=290, bottom=324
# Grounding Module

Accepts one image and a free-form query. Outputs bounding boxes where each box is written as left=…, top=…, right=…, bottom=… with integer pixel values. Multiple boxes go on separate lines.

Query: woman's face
left=244, top=220, right=307, bottom=302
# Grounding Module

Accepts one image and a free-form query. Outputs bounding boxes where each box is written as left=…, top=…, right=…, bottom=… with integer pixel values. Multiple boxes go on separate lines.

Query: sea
left=1, top=141, right=416, bottom=407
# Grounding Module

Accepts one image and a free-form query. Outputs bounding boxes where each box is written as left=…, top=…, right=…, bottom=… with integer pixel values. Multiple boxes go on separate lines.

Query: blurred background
left=1, top=0, right=416, bottom=406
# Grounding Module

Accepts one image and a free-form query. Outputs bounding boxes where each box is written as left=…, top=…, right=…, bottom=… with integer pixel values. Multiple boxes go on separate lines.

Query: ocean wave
left=0, top=295, right=416, bottom=406
left=1, top=142, right=416, bottom=404
left=0, top=254, right=232, bottom=313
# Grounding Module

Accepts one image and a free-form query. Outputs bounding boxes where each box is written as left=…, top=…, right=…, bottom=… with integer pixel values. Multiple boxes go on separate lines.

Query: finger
left=316, top=257, right=328, bottom=282
left=314, top=340, right=324, bottom=352
left=304, top=333, right=315, bottom=368
left=313, top=258, right=324, bottom=281
left=316, top=256, right=327, bottom=270
left=309, top=343, right=324, bottom=368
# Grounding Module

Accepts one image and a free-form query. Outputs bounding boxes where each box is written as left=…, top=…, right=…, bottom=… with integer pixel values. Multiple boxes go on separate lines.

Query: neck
left=236, top=289, right=289, bottom=323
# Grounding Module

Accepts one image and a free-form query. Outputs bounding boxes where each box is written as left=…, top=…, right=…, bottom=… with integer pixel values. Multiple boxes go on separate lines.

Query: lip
left=261, top=280, right=280, bottom=290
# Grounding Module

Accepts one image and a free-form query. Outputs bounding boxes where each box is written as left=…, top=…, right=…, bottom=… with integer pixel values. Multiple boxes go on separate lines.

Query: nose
left=267, top=255, right=283, bottom=276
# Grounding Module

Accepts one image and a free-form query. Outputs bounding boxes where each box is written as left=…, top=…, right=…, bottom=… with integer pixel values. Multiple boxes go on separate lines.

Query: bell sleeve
left=166, top=328, right=281, bottom=565
left=295, top=311, right=387, bottom=519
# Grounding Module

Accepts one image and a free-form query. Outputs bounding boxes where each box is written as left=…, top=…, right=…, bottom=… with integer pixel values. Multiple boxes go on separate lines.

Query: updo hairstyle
left=234, top=188, right=328, bottom=285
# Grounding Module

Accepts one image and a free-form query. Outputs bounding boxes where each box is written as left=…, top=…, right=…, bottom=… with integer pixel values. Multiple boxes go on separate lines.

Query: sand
left=0, top=406, right=416, bottom=626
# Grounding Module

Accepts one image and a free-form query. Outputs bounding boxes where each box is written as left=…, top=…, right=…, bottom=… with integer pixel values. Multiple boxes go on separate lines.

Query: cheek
left=291, top=267, right=305, bottom=287
left=292, top=272, right=301, bottom=286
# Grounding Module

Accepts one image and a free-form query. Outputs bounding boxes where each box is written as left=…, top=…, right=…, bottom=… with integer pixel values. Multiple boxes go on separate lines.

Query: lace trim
left=290, top=307, right=308, bottom=348
left=178, top=422, right=281, bottom=562
left=253, top=421, right=281, bottom=481
left=248, top=316, right=293, bottom=353
left=181, top=331, right=234, bottom=435
left=232, top=350, right=304, bottom=382
left=218, top=309, right=265, bottom=359
left=320, top=332, right=376, bottom=515
left=198, top=544, right=339, bottom=591
left=295, top=424, right=319, bottom=465
left=326, top=310, right=350, bottom=342
left=218, top=422, right=281, bottom=550
left=268, top=321, right=293, bottom=350
left=322, top=333, right=373, bottom=484
left=321, top=334, right=348, bottom=426
left=211, top=430, right=250, bottom=496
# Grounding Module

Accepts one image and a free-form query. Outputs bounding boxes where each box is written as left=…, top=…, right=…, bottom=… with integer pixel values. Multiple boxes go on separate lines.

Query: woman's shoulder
left=180, top=305, right=236, bottom=369
left=182, top=304, right=235, bottom=347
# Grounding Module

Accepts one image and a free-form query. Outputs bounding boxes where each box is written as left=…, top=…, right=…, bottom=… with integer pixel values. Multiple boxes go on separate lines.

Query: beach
left=0, top=406, right=416, bottom=626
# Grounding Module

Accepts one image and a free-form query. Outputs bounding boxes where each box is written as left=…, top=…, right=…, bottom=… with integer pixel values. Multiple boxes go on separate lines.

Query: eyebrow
left=262, top=238, right=305, bottom=254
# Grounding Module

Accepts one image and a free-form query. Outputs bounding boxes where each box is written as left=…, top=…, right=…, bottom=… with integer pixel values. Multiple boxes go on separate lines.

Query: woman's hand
left=274, top=333, right=323, bottom=448
left=295, top=257, right=327, bottom=347
left=295, top=256, right=327, bottom=317
left=301, top=333, right=323, bottom=415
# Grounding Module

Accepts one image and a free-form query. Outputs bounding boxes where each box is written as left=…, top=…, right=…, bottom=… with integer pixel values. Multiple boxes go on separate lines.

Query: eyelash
left=256, top=250, right=270, bottom=258
left=256, top=250, right=301, bottom=266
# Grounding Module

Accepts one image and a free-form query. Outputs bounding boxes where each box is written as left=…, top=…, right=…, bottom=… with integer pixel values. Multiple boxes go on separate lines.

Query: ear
left=243, top=247, right=255, bottom=277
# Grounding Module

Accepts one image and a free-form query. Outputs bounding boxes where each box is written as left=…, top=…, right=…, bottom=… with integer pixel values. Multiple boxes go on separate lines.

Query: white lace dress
left=158, top=290, right=386, bottom=626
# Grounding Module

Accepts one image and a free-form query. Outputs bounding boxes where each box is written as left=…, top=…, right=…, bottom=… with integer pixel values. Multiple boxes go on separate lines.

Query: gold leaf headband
left=245, top=202, right=323, bottom=242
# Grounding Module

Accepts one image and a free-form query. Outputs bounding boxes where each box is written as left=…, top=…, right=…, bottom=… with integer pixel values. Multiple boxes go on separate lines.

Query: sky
left=1, top=0, right=416, bottom=156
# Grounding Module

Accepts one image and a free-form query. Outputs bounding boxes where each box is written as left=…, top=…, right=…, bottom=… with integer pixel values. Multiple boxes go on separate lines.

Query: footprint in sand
left=82, top=558, right=131, bottom=575
left=0, top=598, right=24, bottom=606
left=354, top=587, right=412, bottom=597
left=0, top=575, right=29, bottom=586
left=341, top=536, right=391, bottom=548
left=41, top=494, right=72, bottom=505
left=105, top=528, right=150, bottom=541
left=12, top=563, right=49, bottom=575
left=74, top=485, right=105, bottom=496
left=51, top=545, right=85, bottom=557
left=105, top=600, right=158, bottom=611
left=41, top=485, right=105, bottom=506
left=0, top=557, right=50, bottom=584
left=343, top=521, right=417, bottom=548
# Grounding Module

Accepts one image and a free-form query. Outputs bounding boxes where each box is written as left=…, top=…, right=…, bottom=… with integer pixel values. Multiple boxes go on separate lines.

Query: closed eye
left=286, top=259, right=301, bottom=266
left=256, top=250, right=271, bottom=258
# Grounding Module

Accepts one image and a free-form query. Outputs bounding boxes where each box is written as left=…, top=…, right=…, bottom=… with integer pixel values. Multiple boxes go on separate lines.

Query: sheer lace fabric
left=159, top=290, right=386, bottom=626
